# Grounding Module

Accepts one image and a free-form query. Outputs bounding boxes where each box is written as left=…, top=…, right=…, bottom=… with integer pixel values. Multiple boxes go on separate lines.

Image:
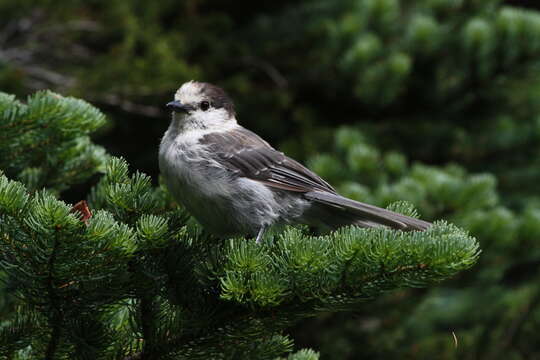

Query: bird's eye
left=200, top=101, right=210, bottom=111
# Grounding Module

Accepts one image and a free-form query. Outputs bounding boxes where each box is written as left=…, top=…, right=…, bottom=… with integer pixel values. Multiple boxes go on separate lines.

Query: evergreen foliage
left=0, top=94, right=477, bottom=358
left=321, top=1, right=540, bottom=201
left=295, top=127, right=540, bottom=358
left=2, top=0, right=540, bottom=358
left=0, top=91, right=106, bottom=194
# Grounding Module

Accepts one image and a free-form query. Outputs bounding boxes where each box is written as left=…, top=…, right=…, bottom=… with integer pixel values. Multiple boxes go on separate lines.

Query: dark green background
left=2, top=0, right=540, bottom=358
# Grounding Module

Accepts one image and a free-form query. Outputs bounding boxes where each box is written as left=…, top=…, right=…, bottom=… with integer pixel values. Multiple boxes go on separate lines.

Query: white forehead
left=174, top=81, right=204, bottom=103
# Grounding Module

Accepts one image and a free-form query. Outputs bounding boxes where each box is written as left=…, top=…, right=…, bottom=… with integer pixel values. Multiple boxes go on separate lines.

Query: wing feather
left=200, top=127, right=337, bottom=194
left=199, top=126, right=431, bottom=232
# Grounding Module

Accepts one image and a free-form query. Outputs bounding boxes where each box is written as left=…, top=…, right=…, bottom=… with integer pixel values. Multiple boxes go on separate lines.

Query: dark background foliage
left=2, top=0, right=540, bottom=358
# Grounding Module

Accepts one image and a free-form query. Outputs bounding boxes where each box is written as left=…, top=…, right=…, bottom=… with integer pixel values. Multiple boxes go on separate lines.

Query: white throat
left=171, top=109, right=237, bottom=132
left=165, top=110, right=239, bottom=146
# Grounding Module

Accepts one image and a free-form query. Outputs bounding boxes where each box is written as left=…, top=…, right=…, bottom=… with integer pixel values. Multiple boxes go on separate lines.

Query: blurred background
left=2, top=0, right=540, bottom=358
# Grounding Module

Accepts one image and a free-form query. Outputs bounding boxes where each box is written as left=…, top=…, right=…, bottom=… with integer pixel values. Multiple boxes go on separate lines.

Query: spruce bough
left=0, top=91, right=479, bottom=359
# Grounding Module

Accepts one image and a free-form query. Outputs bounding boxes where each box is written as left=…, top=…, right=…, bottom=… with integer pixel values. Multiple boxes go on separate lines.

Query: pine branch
left=0, top=91, right=481, bottom=358
left=44, top=230, right=62, bottom=360
left=0, top=91, right=108, bottom=193
left=113, top=221, right=479, bottom=359
left=139, top=296, right=158, bottom=360
left=219, top=224, right=479, bottom=308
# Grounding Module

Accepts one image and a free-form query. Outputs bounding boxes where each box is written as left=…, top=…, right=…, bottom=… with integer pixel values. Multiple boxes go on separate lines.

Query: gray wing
left=200, top=127, right=431, bottom=232
left=199, top=127, right=337, bottom=194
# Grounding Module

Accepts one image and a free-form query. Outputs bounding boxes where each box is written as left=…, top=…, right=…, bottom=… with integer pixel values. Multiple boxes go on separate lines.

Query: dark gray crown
left=199, top=82, right=236, bottom=116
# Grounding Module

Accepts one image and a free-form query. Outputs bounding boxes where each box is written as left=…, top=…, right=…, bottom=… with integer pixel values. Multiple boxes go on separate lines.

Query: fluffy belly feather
left=159, top=138, right=282, bottom=236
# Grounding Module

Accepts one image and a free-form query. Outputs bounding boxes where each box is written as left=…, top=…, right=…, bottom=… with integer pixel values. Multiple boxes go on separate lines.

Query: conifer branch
left=44, top=230, right=62, bottom=360
left=139, top=296, right=157, bottom=360
left=0, top=91, right=482, bottom=358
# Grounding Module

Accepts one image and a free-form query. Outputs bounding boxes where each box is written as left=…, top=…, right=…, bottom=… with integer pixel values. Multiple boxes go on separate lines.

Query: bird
left=159, top=81, right=431, bottom=243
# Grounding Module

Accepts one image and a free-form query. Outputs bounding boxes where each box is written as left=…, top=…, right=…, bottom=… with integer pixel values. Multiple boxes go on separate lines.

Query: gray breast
left=159, top=135, right=250, bottom=235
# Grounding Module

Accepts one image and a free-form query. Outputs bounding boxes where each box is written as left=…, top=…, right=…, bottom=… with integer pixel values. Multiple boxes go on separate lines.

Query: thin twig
left=97, top=95, right=164, bottom=118
left=241, top=56, right=288, bottom=88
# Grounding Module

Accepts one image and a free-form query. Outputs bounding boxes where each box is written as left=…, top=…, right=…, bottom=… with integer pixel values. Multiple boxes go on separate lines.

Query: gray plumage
left=159, top=81, right=431, bottom=242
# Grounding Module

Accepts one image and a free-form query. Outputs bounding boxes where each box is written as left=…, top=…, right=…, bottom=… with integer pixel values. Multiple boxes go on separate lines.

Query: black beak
left=166, top=100, right=189, bottom=113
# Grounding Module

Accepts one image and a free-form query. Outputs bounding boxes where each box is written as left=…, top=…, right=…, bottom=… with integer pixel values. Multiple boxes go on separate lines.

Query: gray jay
left=159, top=81, right=431, bottom=243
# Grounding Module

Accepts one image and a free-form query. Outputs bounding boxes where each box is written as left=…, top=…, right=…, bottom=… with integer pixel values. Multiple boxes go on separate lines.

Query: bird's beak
left=166, top=100, right=190, bottom=113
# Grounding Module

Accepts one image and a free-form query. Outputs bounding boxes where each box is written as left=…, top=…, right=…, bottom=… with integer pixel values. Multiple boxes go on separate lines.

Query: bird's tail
left=304, top=191, right=431, bottom=231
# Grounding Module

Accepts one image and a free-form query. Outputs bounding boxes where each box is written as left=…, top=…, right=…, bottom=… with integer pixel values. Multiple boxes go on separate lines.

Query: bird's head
left=166, top=81, right=236, bottom=129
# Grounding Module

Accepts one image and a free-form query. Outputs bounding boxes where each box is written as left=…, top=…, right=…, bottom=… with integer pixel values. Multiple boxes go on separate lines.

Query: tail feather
left=304, top=191, right=431, bottom=231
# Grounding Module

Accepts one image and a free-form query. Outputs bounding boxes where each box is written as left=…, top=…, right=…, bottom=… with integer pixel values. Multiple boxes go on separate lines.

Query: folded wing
left=200, top=127, right=337, bottom=194
left=199, top=127, right=430, bottom=231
